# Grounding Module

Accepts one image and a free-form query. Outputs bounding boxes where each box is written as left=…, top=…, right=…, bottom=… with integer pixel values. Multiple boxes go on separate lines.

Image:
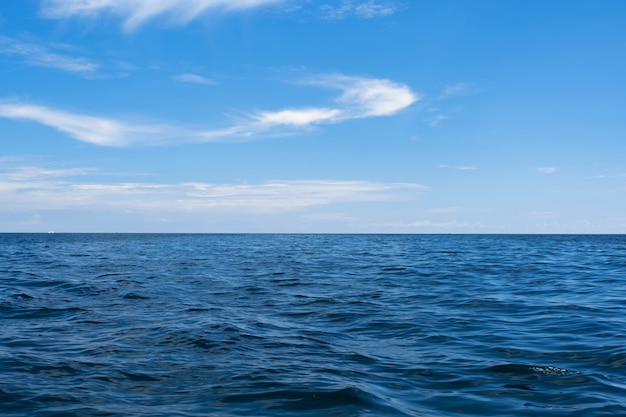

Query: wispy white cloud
left=180, top=180, right=425, bottom=210
left=251, top=75, right=418, bottom=128
left=0, top=73, right=418, bottom=146
left=0, top=35, right=98, bottom=75
left=372, top=219, right=504, bottom=231
left=439, top=82, right=474, bottom=100
left=173, top=73, right=217, bottom=85
left=41, top=0, right=289, bottom=31
left=321, top=0, right=397, bottom=20
left=336, top=76, right=417, bottom=117
left=591, top=173, right=626, bottom=179
left=537, top=167, right=558, bottom=174
left=427, top=114, right=448, bottom=127
left=2, top=166, right=93, bottom=181
left=0, top=102, right=169, bottom=147
left=416, top=82, right=477, bottom=127
left=229, top=74, right=418, bottom=133
left=305, top=74, right=419, bottom=118
left=0, top=164, right=426, bottom=214
left=253, top=108, right=341, bottom=126
left=439, top=164, right=478, bottom=171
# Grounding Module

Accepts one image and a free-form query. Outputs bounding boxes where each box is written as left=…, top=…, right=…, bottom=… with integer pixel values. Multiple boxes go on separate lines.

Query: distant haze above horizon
left=1, top=0, right=625, bottom=233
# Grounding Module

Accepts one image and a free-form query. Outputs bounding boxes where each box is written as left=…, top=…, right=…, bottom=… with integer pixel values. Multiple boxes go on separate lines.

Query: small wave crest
left=485, top=364, right=580, bottom=376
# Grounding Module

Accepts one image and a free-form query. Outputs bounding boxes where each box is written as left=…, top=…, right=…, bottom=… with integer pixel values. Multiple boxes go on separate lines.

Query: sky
left=0, top=0, right=625, bottom=233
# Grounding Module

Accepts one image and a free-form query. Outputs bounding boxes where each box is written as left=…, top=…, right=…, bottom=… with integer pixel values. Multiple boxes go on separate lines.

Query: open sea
left=1, top=233, right=625, bottom=416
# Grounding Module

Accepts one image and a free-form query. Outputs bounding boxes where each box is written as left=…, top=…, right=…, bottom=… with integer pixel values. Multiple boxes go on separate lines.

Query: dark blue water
left=1, top=234, right=625, bottom=416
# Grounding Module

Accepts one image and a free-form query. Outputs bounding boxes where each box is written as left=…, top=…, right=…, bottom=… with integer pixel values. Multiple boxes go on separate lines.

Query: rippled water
left=1, top=233, right=625, bottom=416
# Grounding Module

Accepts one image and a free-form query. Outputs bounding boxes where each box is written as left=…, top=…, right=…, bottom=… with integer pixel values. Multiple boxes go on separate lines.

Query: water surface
left=1, top=234, right=625, bottom=416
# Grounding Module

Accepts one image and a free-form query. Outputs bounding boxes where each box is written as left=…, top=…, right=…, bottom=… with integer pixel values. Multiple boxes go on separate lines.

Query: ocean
left=1, top=233, right=625, bottom=416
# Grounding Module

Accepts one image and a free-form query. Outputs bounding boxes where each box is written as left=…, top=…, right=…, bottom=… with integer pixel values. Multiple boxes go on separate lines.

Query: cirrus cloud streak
left=0, top=35, right=99, bottom=75
left=0, top=164, right=427, bottom=214
left=0, top=102, right=172, bottom=147
left=0, top=73, right=418, bottom=146
left=173, top=73, right=217, bottom=85
left=321, top=1, right=397, bottom=20
left=40, top=0, right=289, bottom=31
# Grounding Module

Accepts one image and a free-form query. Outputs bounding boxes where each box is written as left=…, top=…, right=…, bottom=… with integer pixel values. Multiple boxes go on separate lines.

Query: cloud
left=537, top=167, right=558, bottom=174
left=247, top=75, right=416, bottom=130
left=439, top=164, right=478, bottom=171
left=253, top=108, right=341, bottom=126
left=40, top=0, right=289, bottom=31
left=372, top=219, right=504, bottom=231
left=305, top=74, right=419, bottom=118
left=321, top=1, right=397, bottom=19
left=180, top=180, right=425, bottom=210
left=0, top=164, right=426, bottom=214
left=439, top=82, right=474, bottom=99
left=414, top=82, right=476, bottom=127
left=591, top=173, right=626, bottom=179
left=0, top=73, right=418, bottom=146
left=0, top=102, right=169, bottom=146
left=2, top=166, right=93, bottom=181
left=0, top=36, right=98, bottom=75
left=427, top=114, right=448, bottom=127
left=173, top=73, right=217, bottom=85
left=198, top=74, right=418, bottom=137
left=337, top=77, right=416, bottom=117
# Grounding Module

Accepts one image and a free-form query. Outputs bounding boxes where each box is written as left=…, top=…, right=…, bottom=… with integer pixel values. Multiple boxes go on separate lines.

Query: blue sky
left=1, top=0, right=625, bottom=233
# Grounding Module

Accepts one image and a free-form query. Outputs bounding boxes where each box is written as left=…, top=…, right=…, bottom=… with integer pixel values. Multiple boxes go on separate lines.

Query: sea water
left=1, top=233, right=625, bottom=416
